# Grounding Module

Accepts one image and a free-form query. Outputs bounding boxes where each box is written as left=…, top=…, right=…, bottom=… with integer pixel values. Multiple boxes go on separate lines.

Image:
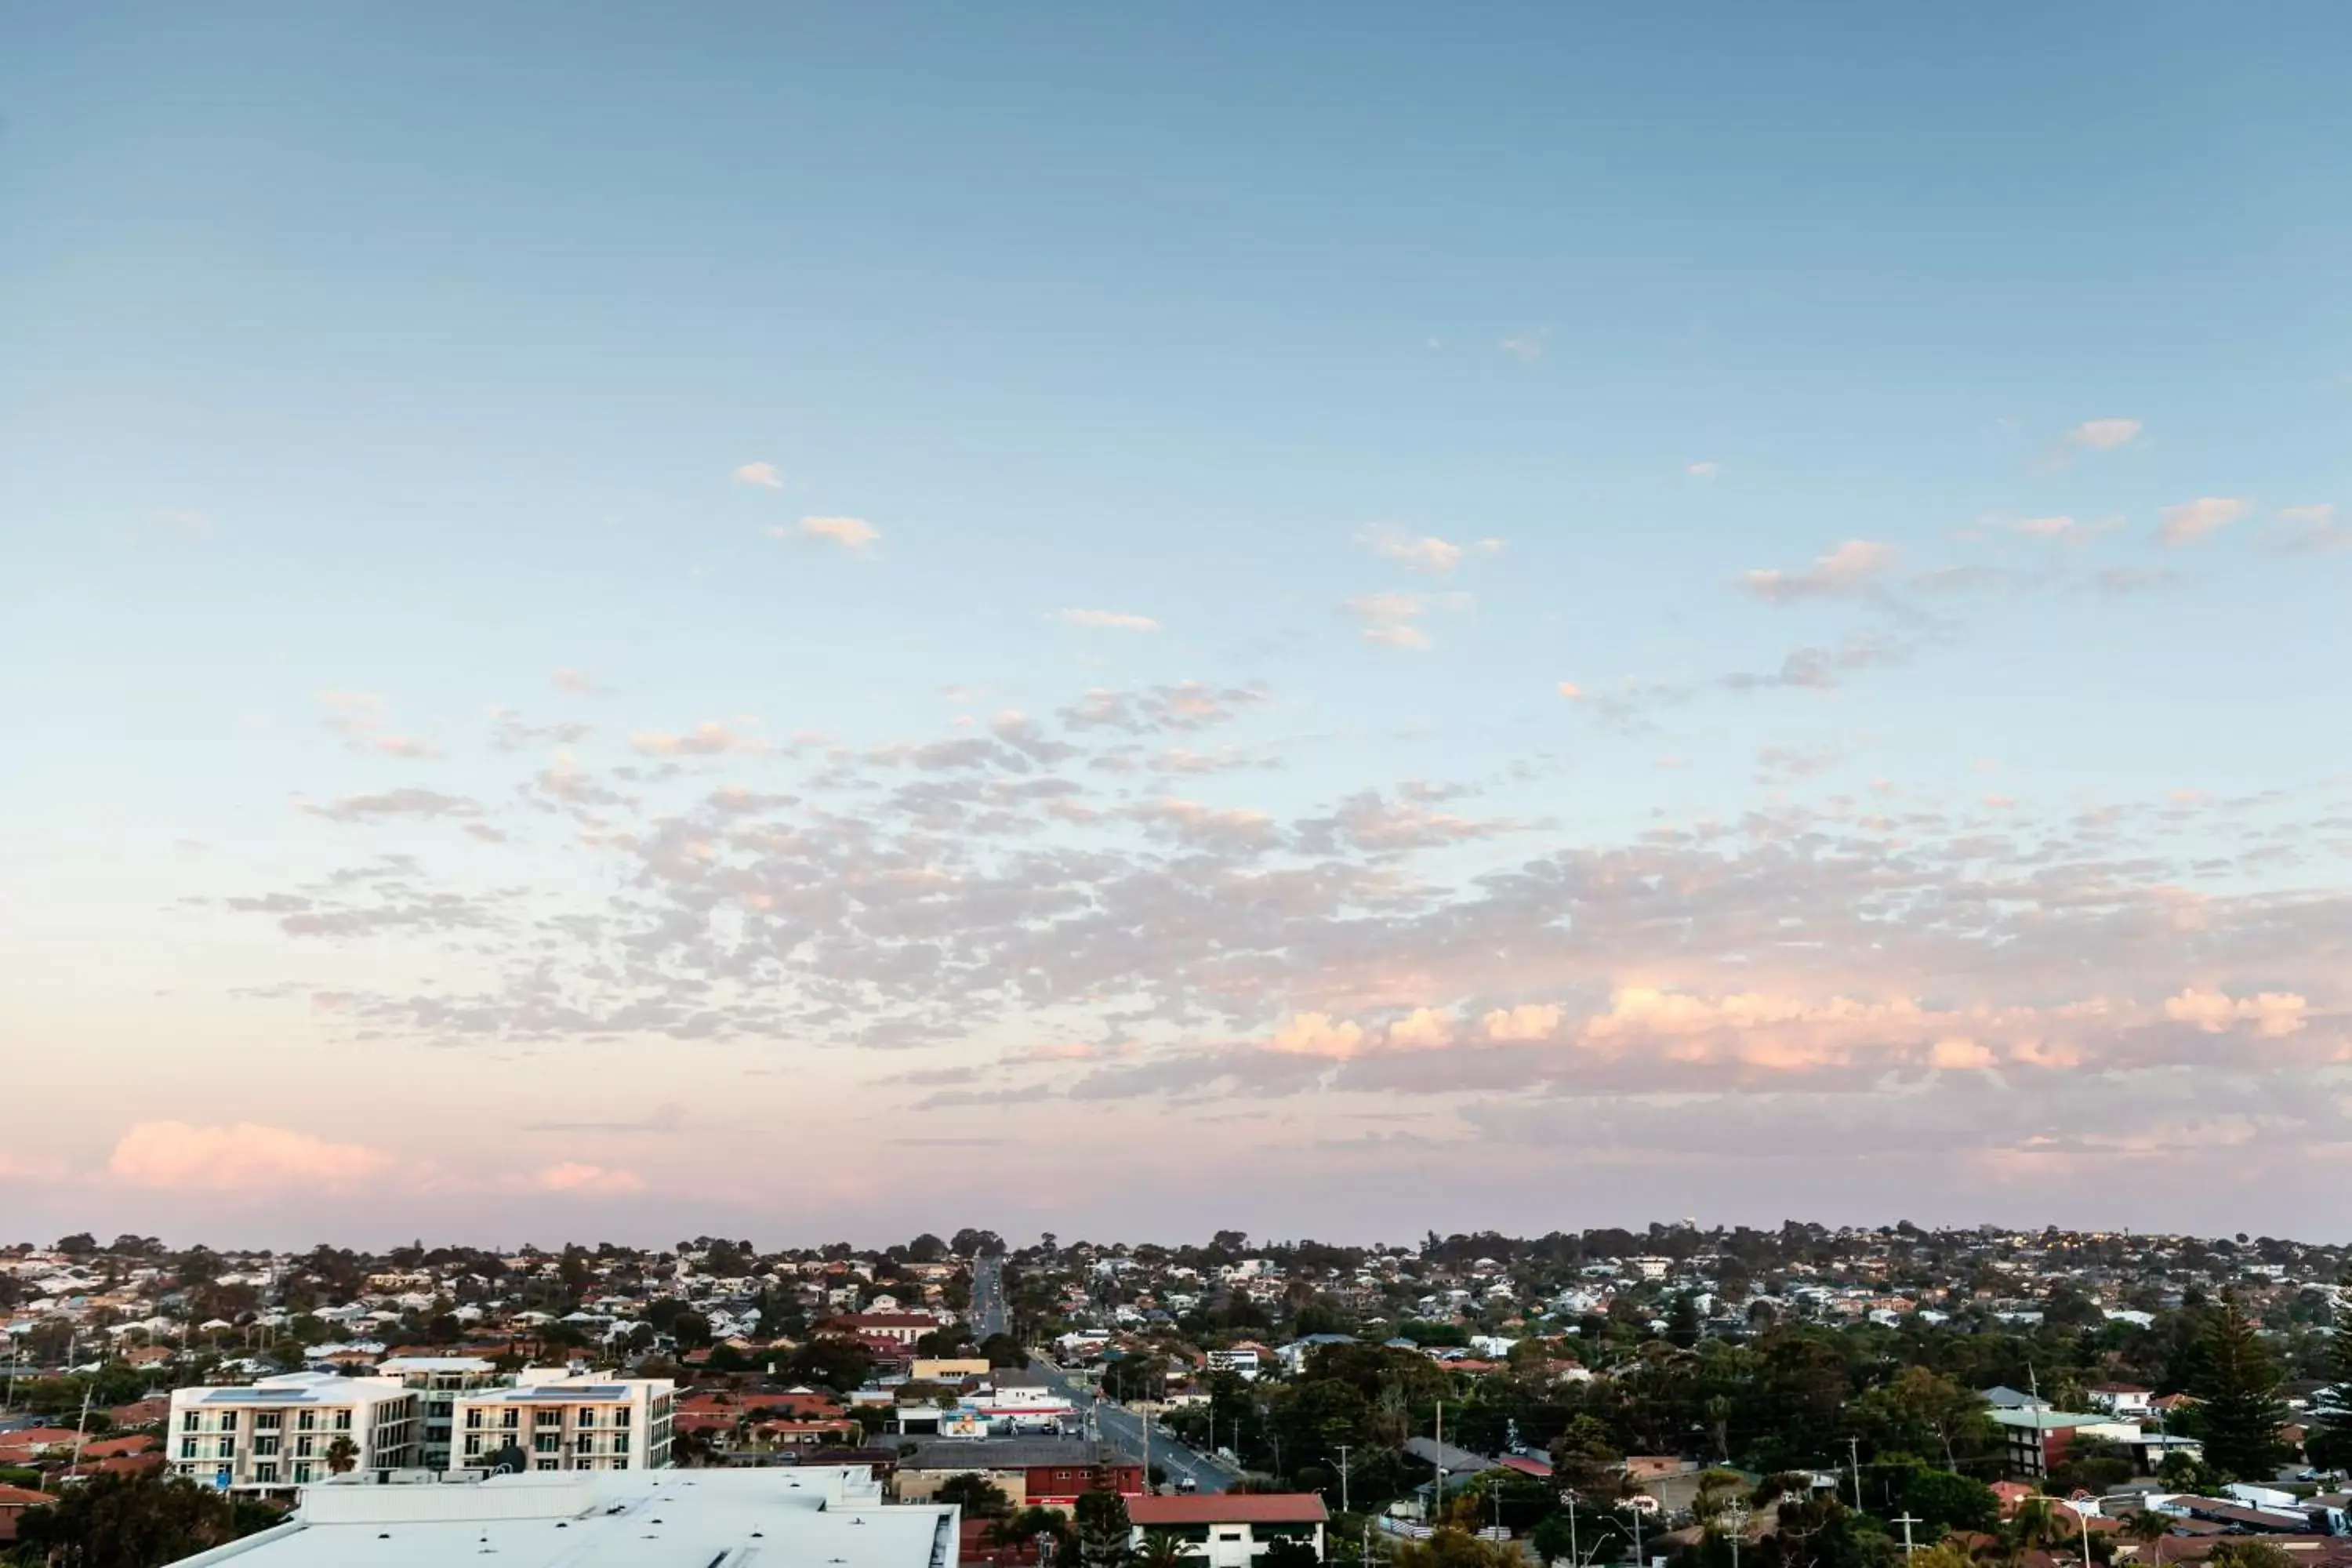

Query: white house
left=1129, top=1494, right=1327, bottom=1568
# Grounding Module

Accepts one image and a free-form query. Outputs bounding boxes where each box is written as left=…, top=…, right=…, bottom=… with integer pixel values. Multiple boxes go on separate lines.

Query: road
left=971, top=1254, right=1009, bottom=1340
left=1030, top=1356, right=1237, bottom=1495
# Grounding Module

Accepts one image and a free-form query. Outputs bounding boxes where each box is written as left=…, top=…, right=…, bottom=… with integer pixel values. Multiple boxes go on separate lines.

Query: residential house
left=1128, top=1494, right=1328, bottom=1568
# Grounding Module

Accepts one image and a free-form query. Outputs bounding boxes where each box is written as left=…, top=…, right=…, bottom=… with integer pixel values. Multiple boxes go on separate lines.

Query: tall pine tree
left=2191, top=1290, right=2292, bottom=1482
left=1074, top=1479, right=1134, bottom=1568
left=2305, top=1274, right=2352, bottom=1474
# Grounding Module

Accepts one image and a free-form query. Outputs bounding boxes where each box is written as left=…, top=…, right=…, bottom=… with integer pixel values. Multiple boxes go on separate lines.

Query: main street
left=1029, top=1356, right=1237, bottom=1495
left=971, top=1253, right=1009, bottom=1340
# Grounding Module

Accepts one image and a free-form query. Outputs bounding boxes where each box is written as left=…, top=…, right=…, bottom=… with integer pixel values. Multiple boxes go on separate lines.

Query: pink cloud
left=532, top=1162, right=646, bottom=1194
left=2158, top=496, right=2250, bottom=546
left=108, top=1121, right=394, bottom=1192
left=1266, top=1012, right=1369, bottom=1059
left=2162, top=986, right=2308, bottom=1037
left=1737, top=540, right=1898, bottom=603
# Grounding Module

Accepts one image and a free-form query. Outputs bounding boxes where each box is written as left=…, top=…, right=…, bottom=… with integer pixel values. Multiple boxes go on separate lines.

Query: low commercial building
left=167, top=1372, right=421, bottom=1495
left=160, top=1465, right=959, bottom=1568
left=1128, top=1494, right=1328, bottom=1567
left=448, top=1370, right=675, bottom=1473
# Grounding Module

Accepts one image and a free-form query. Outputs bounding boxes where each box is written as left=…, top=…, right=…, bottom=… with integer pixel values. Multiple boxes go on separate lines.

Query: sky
left=5, top=2, right=2352, bottom=1250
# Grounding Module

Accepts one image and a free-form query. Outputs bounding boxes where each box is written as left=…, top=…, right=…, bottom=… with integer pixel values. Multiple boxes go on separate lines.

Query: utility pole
left=70, top=1377, right=94, bottom=1477
left=1144, top=1403, right=1153, bottom=1494
left=1433, top=1401, right=1445, bottom=1521
left=1728, top=1501, right=1749, bottom=1568
left=1566, top=1492, right=1578, bottom=1568
left=1336, top=1444, right=1352, bottom=1516
left=1893, top=1512, right=1921, bottom=1562
left=1848, top=1436, right=1864, bottom=1512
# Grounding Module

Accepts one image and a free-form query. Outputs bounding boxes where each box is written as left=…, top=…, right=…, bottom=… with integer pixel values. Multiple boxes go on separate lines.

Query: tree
left=2120, top=1511, right=2173, bottom=1568
left=325, top=1434, right=359, bottom=1475
left=1901, top=1469, right=1999, bottom=1537
left=2305, top=1274, right=2352, bottom=1474
left=1393, top=1530, right=1522, bottom=1568
left=1074, top=1480, right=1134, bottom=1568
left=2191, top=1294, right=2291, bottom=1482
left=1137, top=1529, right=1196, bottom=1568
left=1261, top=1539, right=1320, bottom=1568
left=13, top=1472, right=244, bottom=1568
left=2209, top=1544, right=2295, bottom=1568
left=1849, top=1367, right=1994, bottom=1473
left=938, top=1474, right=1014, bottom=1519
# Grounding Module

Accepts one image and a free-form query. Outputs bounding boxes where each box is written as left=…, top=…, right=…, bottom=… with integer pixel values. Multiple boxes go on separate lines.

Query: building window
left=334, top=1412, right=353, bottom=1431
left=615, top=1408, right=630, bottom=1428
left=296, top=1436, right=314, bottom=1457
left=255, top=1464, right=278, bottom=1484
left=255, top=1436, right=281, bottom=1457
left=535, top=1409, right=561, bottom=1427
left=220, top=1413, right=238, bottom=1432
left=613, top=1455, right=630, bottom=1470
left=535, top=1434, right=560, bottom=1454
left=217, top=1439, right=234, bottom=1459
left=298, top=1412, right=317, bottom=1432
left=464, top=1436, right=482, bottom=1457
left=256, top=1413, right=281, bottom=1431
left=535, top=1458, right=558, bottom=1472
left=183, top=1412, right=201, bottom=1432
left=575, top=1434, right=593, bottom=1453
left=502, top=1411, right=520, bottom=1430
left=466, top=1410, right=484, bottom=1428
left=182, top=1439, right=198, bottom=1459
left=578, top=1407, right=597, bottom=1425
left=295, top=1464, right=312, bottom=1483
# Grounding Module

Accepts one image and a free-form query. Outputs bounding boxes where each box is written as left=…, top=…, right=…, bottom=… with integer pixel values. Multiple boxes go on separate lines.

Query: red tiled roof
left=0, top=1486, right=60, bottom=1508
left=1130, top=1495, right=1328, bottom=1526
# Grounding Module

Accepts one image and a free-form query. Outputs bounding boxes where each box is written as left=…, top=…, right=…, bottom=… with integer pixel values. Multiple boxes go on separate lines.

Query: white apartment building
left=169, top=1372, right=420, bottom=1494
left=448, top=1369, right=675, bottom=1473
left=376, top=1356, right=505, bottom=1470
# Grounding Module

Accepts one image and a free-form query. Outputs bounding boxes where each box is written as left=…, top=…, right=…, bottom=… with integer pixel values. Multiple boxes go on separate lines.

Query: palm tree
left=1136, top=1530, right=1193, bottom=1568
left=2121, top=1511, right=2172, bottom=1568
left=324, top=1434, right=359, bottom=1475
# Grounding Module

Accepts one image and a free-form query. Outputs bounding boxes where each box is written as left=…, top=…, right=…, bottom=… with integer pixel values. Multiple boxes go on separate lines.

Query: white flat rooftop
left=168, top=1467, right=957, bottom=1568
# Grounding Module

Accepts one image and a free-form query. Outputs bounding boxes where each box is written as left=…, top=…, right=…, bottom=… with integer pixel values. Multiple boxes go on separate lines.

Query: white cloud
left=1737, top=539, right=1899, bottom=603
left=2067, top=419, right=2143, bottom=451
left=1499, top=327, right=1551, bottom=363
left=2158, top=496, right=2250, bottom=546
left=550, top=668, right=608, bottom=696
left=731, top=461, right=783, bottom=489
left=1686, top=461, right=1722, bottom=481
left=2014, top=515, right=2078, bottom=538
left=1356, top=526, right=1501, bottom=576
left=1058, top=609, right=1161, bottom=633
left=774, top=516, right=880, bottom=553
left=1556, top=682, right=1584, bottom=700
left=2271, top=504, right=2349, bottom=554
left=108, top=1120, right=394, bottom=1192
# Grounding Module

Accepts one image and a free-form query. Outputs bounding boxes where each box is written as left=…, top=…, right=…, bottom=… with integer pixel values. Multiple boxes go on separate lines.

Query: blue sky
left=4, top=3, right=2351, bottom=1247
